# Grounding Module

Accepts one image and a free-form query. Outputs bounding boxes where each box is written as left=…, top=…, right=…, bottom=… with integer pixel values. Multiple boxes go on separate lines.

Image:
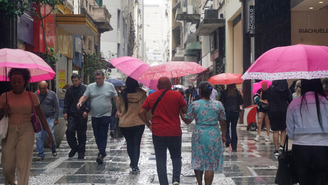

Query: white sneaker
left=173, top=182, right=179, bottom=185
left=254, top=135, right=260, bottom=142
left=265, top=136, right=270, bottom=142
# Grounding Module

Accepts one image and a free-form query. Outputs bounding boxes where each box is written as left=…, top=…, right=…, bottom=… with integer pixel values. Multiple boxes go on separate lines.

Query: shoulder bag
left=275, top=135, right=298, bottom=185
left=28, top=92, right=42, bottom=133
left=151, top=89, right=169, bottom=114
left=0, top=92, right=9, bottom=139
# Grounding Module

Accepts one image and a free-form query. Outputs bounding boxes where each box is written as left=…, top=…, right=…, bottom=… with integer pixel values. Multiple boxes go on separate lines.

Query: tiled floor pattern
left=0, top=120, right=279, bottom=185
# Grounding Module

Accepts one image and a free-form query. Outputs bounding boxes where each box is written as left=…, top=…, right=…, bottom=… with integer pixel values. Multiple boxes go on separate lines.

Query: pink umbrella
left=0, top=48, right=56, bottom=82
left=252, top=80, right=272, bottom=94
left=109, top=56, right=158, bottom=90
left=138, top=61, right=207, bottom=80
left=242, top=44, right=328, bottom=80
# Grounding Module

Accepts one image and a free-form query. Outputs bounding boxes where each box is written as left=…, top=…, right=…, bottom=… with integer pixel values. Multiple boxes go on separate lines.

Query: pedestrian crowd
left=1, top=68, right=328, bottom=185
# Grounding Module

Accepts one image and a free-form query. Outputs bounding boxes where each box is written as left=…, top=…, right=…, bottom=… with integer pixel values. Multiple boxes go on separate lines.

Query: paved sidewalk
left=0, top=120, right=280, bottom=185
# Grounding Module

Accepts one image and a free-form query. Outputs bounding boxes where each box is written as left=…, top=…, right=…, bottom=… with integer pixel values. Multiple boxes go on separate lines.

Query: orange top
left=0, top=91, right=40, bottom=125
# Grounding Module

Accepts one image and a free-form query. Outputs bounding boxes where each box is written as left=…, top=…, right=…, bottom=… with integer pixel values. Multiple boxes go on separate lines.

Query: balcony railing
left=196, top=9, right=225, bottom=36
left=175, top=5, right=200, bottom=24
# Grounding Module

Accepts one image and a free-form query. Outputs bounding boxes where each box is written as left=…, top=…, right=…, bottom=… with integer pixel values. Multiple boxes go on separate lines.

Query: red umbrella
left=208, top=73, right=244, bottom=85
left=138, top=61, right=206, bottom=80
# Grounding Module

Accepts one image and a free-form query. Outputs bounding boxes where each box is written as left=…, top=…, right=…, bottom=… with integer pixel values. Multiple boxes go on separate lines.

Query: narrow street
left=1, top=119, right=279, bottom=185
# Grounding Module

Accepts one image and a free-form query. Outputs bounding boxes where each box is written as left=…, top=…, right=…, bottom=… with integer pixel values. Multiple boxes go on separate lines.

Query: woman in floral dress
left=181, top=81, right=227, bottom=185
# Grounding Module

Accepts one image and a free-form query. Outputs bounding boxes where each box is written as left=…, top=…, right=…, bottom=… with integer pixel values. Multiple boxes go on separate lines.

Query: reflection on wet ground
left=0, top=119, right=280, bottom=184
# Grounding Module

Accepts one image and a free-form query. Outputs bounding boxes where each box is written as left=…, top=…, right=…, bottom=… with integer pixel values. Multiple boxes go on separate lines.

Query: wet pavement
left=0, top=119, right=281, bottom=185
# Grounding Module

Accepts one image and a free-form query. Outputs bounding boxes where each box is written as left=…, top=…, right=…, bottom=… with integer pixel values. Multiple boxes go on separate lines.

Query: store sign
left=249, top=5, right=255, bottom=37
left=18, top=15, right=34, bottom=45
left=299, top=29, right=328, bottom=33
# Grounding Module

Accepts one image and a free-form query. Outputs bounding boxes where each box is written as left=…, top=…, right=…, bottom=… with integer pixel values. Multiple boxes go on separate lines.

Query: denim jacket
left=287, top=91, right=328, bottom=140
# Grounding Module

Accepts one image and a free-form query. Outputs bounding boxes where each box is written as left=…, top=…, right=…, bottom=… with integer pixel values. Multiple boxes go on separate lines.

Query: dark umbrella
left=106, top=79, right=125, bottom=87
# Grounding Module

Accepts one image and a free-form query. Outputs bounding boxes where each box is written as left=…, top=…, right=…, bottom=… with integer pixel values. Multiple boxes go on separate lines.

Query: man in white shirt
left=210, top=88, right=218, bottom=100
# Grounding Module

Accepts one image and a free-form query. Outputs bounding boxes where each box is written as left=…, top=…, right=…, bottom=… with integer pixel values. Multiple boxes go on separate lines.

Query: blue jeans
left=120, top=125, right=145, bottom=168
left=109, top=115, right=116, bottom=131
left=153, top=134, right=181, bottom=185
left=226, top=111, right=240, bottom=150
left=92, top=116, right=110, bottom=157
left=36, top=117, right=57, bottom=157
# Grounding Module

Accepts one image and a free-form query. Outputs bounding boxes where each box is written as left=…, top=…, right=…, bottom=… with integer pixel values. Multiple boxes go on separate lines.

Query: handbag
left=275, top=135, right=298, bottom=185
left=0, top=115, right=9, bottom=139
left=28, top=92, right=42, bottom=133
left=0, top=92, right=9, bottom=139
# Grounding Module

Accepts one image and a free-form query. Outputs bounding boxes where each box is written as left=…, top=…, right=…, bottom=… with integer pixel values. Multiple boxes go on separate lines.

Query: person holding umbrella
left=287, top=79, right=328, bottom=184
left=116, top=77, right=148, bottom=174
left=253, top=80, right=271, bottom=142
left=0, top=68, right=54, bottom=185
left=267, top=80, right=291, bottom=157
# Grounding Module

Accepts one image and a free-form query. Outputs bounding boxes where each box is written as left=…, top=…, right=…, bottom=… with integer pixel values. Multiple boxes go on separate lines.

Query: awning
left=57, top=14, right=98, bottom=36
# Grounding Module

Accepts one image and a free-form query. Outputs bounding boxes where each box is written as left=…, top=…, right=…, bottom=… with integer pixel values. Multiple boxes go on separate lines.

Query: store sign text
left=299, top=29, right=328, bottom=33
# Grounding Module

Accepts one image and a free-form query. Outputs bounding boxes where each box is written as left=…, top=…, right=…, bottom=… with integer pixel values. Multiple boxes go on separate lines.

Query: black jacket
left=268, top=80, right=292, bottom=112
left=63, top=84, right=91, bottom=115
left=220, top=89, right=243, bottom=112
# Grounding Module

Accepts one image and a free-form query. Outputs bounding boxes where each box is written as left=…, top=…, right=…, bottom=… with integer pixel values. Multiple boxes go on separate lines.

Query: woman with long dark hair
left=0, top=68, right=54, bottom=185
left=287, top=79, right=328, bottom=184
left=117, top=77, right=148, bottom=174
left=219, top=83, right=243, bottom=152
left=181, top=81, right=227, bottom=185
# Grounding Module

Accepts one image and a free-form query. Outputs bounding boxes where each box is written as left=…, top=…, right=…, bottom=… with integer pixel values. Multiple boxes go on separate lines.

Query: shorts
left=257, top=107, right=268, bottom=114
left=268, top=111, right=287, bottom=131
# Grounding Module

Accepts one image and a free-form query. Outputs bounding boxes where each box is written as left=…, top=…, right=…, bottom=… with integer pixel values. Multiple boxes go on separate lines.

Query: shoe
left=232, top=149, right=237, bottom=153
left=254, top=135, right=260, bottom=142
left=78, top=152, right=85, bottom=159
left=97, top=154, right=104, bottom=164
left=52, top=151, right=57, bottom=157
left=274, top=150, right=279, bottom=158
left=279, top=145, right=283, bottom=152
left=37, top=156, right=44, bottom=161
left=131, top=167, right=140, bottom=174
left=173, top=182, right=179, bottom=185
left=265, top=136, right=270, bottom=142
left=110, top=131, right=114, bottom=139
left=68, top=149, right=77, bottom=158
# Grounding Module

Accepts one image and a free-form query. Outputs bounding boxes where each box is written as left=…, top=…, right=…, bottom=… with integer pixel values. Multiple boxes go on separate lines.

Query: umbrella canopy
left=0, top=48, right=56, bottom=82
left=138, top=61, right=207, bottom=80
left=106, top=78, right=125, bottom=87
left=208, top=73, right=244, bottom=85
left=252, top=80, right=272, bottom=94
left=109, top=56, right=158, bottom=90
left=242, top=44, right=328, bottom=80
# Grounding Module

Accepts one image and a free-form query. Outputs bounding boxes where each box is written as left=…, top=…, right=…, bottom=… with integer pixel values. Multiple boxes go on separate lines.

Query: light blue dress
left=185, top=99, right=226, bottom=171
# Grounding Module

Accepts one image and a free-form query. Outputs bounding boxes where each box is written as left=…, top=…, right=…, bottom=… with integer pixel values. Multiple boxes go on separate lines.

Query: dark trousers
left=292, top=145, right=328, bottom=185
left=92, top=116, right=110, bottom=157
left=152, top=134, right=181, bottom=185
left=66, top=113, right=88, bottom=153
left=226, top=111, right=239, bottom=150
left=120, top=125, right=145, bottom=168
